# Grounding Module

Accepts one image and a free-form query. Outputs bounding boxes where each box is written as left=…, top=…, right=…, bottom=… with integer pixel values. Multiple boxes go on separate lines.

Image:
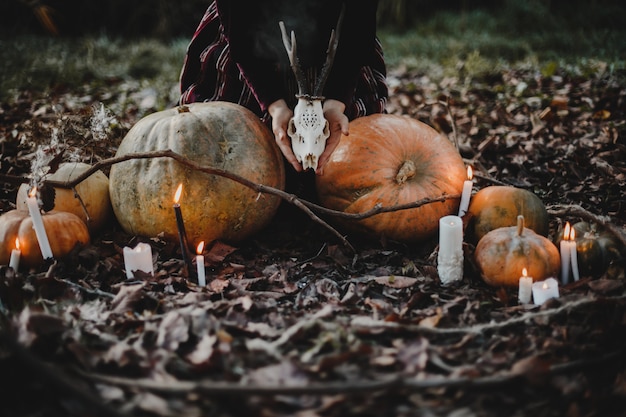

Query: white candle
left=457, top=165, right=474, bottom=217
left=560, top=222, right=574, bottom=284
left=123, top=242, right=154, bottom=279
left=437, top=215, right=463, bottom=285
left=196, top=241, right=206, bottom=287
left=569, top=227, right=580, bottom=282
left=26, top=187, right=54, bottom=260
left=518, top=267, right=533, bottom=304
left=532, top=277, right=559, bottom=305
left=9, top=238, right=21, bottom=271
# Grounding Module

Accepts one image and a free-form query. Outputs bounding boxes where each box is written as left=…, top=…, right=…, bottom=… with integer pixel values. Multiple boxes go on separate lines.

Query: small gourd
left=16, top=162, right=112, bottom=233
left=0, top=209, right=90, bottom=266
left=565, top=221, right=622, bottom=277
left=474, top=215, right=560, bottom=287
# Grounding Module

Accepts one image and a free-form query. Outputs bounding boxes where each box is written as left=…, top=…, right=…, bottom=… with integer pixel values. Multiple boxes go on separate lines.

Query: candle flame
left=28, top=186, right=37, bottom=198
left=174, top=183, right=183, bottom=204
left=542, top=282, right=548, bottom=290
left=569, top=226, right=576, bottom=241
left=522, top=267, right=528, bottom=277
left=467, top=165, right=473, bottom=181
left=15, top=238, right=20, bottom=250
left=563, top=222, right=571, bottom=241
left=197, top=241, right=205, bottom=254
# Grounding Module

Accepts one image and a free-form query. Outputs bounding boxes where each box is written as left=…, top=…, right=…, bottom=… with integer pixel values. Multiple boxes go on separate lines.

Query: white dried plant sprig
left=90, top=102, right=118, bottom=141
left=30, top=130, right=57, bottom=186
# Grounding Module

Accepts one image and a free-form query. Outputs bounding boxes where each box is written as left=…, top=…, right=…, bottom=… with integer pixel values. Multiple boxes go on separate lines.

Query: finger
left=341, top=120, right=350, bottom=136
left=275, top=132, right=303, bottom=172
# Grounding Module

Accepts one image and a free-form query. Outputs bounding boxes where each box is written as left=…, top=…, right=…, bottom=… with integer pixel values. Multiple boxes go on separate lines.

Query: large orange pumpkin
left=109, top=102, right=285, bottom=245
left=0, top=209, right=90, bottom=266
left=315, top=114, right=466, bottom=242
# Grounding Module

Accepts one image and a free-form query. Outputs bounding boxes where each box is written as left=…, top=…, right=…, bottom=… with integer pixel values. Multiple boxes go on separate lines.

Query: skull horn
left=279, top=21, right=309, bottom=98
left=313, top=4, right=345, bottom=98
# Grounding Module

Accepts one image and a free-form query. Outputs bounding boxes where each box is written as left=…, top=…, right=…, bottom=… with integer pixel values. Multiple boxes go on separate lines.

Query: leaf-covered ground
left=1, top=52, right=626, bottom=417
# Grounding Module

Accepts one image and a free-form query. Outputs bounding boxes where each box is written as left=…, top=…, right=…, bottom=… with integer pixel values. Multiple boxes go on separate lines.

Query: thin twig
left=1, top=149, right=462, bottom=251
left=57, top=278, right=116, bottom=299
left=77, top=349, right=624, bottom=396
left=351, top=294, right=626, bottom=336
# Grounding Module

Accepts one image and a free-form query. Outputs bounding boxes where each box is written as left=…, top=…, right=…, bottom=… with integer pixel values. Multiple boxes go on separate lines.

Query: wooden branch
left=351, top=294, right=626, bottom=336
left=77, top=348, right=624, bottom=396
left=0, top=150, right=462, bottom=251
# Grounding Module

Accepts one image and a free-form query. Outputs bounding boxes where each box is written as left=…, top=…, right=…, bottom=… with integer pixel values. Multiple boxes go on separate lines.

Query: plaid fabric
left=179, top=1, right=387, bottom=123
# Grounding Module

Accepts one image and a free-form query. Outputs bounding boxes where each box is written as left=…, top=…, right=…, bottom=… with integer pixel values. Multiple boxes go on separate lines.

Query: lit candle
left=123, top=242, right=154, bottom=279
left=196, top=241, right=206, bottom=287
left=531, top=277, right=559, bottom=305
left=437, top=215, right=463, bottom=285
left=9, top=238, right=21, bottom=271
left=560, top=222, right=574, bottom=284
left=173, top=183, right=191, bottom=269
left=518, top=267, right=533, bottom=304
left=457, top=165, right=474, bottom=217
left=26, top=187, right=53, bottom=260
left=569, top=226, right=580, bottom=282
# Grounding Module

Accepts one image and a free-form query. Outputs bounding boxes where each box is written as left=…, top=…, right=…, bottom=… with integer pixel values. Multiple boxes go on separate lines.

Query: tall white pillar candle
left=196, top=241, right=206, bottom=287
left=518, top=268, right=533, bottom=304
left=438, top=215, right=464, bottom=285
left=457, top=166, right=474, bottom=217
left=26, top=187, right=54, bottom=260
left=9, top=238, right=21, bottom=271
left=123, top=242, right=154, bottom=279
left=532, top=278, right=559, bottom=305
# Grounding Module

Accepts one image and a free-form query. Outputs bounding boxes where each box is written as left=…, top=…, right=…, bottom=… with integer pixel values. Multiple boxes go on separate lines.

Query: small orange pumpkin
left=16, top=162, right=112, bottom=233
left=467, top=185, right=549, bottom=243
left=474, top=215, right=560, bottom=287
left=315, top=114, right=466, bottom=242
left=0, top=209, right=90, bottom=266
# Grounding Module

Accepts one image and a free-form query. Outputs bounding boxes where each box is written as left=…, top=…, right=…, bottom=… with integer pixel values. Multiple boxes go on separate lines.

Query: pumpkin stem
left=177, top=105, right=190, bottom=113
left=395, top=160, right=416, bottom=184
left=517, top=215, right=525, bottom=236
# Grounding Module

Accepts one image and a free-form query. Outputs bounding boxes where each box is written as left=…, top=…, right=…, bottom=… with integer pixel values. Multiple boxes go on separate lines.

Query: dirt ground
left=1, top=59, right=625, bottom=416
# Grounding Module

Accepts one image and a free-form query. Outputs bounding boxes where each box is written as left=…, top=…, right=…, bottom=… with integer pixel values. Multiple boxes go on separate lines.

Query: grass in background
left=0, top=36, right=188, bottom=106
left=1, top=1, right=625, bottom=105
left=378, top=2, right=626, bottom=80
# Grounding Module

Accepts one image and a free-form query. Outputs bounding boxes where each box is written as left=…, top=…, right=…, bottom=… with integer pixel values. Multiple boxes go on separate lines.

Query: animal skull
left=279, top=6, right=344, bottom=171
left=287, top=97, right=329, bottom=171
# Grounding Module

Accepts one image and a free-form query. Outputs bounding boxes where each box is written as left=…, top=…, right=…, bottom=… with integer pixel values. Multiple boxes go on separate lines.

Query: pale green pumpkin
left=109, top=102, right=285, bottom=245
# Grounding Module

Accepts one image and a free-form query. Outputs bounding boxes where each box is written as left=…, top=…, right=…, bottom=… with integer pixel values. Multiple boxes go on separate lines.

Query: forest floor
left=1, top=36, right=626, bottom=417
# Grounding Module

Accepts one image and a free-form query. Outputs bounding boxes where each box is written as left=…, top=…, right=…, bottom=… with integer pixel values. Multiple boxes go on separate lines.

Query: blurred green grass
left=1, top=1, right=624, bottom=105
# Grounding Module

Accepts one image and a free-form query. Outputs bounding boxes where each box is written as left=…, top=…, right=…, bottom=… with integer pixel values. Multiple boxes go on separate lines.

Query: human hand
left=317, top=99, right=349, bottom=175
left=268, top=99, right=302, bottom=172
